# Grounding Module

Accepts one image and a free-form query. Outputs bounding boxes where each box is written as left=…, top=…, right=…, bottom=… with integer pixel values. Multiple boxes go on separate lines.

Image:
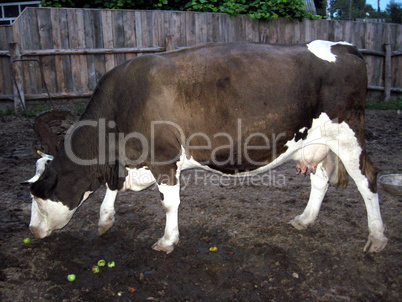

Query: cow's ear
left=30, top=166, right=58, bottom=200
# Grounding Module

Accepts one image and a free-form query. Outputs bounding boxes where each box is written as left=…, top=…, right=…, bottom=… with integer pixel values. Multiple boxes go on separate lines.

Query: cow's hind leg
left=290, top=160, right=330, bottom=229
left=326, top=126, right=388, bottom=252
left=98, top=185, right=118, bottom=235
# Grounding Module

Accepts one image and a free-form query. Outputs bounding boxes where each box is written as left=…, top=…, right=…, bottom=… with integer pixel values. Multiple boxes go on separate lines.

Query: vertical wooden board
left=284, top=19, right=294, bottom=44
left=162, top=10, right=170, bottom=47
left=249, top=18, right=260, bottom=43
left=327, top=21, right=335, bottom=42
left=123, top=10, right=136, bottom=47
left=90, top=10, right=105, bottom=85
left=153, top=10, right=164, bottom=49
left=343, top=21, right=353, bottom=43
left=219, top=14, right=229, bottom=43
left=196, top=13, right=207, bottom=45
left=185, top=12, right=196, bottom=46
left=12, top=14, right=21, bottom=46
left=232, top=15, right=243, bottom=42
left=180, top=11, right=187, bottom=47
left=228, top=15, right=237, bottom=42
left=123, top=10, right=137, bottom=61
left=135, top=11, right=143, bottom=51
left=320, top=20, right=330, bottom=41
left=364, top=22, right=374, bottom=87
left=355, top=22, right=365, bottom=49
left=68, top=8, right=88, bottom=92
left=51, top=8, right=66, bottom=93
left=206, top=13, right=218, bottom=43
left=113, top=10, right=126, bottom=65
left=269, top=18, right=279, bottom=44
left=293, top=21, right=301, bottom=44
left=21, top=8, right=36, bottom=95
left=304, top=19, right=313, bottom=42
left=141, top=11, right=151, bottom=48
left=84, top=9, right=97, bottom=90
left=392, top=25, right=401, bottom=89
left=280, top=19, right=288, bottom=44
left=59, top=9, right=72, bottom=92
left=36, top=8, right=55, bottom=95
left=298, top=19, right=306, bottom=43
left=258, top=20, right=270, bottom=43
left=147, top=11, right=156, bottom=47
left=0, top=27, right=11, bottom=96
left=102, top=10, right=115, bottom=72
left=140, top=12, right=149, bottom=47
left=374, top=23, right=383, bottom=87
left=333, top=20, right=343, bottom=42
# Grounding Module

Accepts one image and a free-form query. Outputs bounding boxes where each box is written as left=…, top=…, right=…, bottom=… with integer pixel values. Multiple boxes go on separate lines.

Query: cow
left=24, top=40, right=388, bottom=253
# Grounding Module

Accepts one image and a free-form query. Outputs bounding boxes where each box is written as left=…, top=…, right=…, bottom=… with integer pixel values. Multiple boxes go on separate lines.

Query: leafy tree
left=386, top=0, right=402, bottom=24
left=41, top=0, right=318, bottom=21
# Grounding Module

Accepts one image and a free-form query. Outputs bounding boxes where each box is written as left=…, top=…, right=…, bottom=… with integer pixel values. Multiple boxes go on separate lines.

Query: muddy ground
left=0, top=108, right=401, bottom=301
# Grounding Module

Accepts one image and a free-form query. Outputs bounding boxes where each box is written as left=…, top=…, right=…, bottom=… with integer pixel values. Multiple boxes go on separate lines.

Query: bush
left=41, top=0, right=317, bottom=21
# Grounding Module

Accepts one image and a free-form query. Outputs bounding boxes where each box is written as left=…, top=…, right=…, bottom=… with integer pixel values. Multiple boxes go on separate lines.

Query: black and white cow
left=25, top=40, right=388, bottom=253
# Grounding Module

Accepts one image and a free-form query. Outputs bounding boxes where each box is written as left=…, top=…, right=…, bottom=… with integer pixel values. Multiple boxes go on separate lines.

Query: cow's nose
left=29, top=225, right=48, bottom=238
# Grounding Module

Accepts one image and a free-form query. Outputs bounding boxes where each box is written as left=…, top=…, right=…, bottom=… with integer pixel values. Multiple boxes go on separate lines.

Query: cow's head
left=24, top=151, right=93, bottom=238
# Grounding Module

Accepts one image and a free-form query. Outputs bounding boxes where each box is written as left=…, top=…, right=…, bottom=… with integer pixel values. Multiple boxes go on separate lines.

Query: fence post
left=383, top=44, right=391, bottom=103
left=9, top=42, right=25, bottom=113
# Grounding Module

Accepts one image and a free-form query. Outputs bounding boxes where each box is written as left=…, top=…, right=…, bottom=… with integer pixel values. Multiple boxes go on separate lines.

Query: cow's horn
left=37, top=150, right=54, bottom=160
left=20, top=151, right=54, bottom=185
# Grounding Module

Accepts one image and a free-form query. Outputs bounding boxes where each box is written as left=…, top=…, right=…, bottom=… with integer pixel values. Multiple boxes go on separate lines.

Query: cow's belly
left=178, top=112, right=333, bottom=177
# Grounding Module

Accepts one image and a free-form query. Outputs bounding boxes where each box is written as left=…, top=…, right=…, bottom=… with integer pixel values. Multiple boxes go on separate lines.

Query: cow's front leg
left=290, top=161, right=329, bottom=229
left=152, top=182, right=181, bottom=254
left=98, top=185, right=118, bottom=235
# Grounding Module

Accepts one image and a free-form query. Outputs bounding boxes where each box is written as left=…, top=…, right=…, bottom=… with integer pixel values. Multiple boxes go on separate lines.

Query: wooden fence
left=0, top=7, right=401, bottom=111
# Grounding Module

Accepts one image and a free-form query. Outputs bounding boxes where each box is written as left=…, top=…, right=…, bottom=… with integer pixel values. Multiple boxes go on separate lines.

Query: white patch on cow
left=307, top=40, right=352, bottom=63
left=152, top=182, right=181, bottom=254
left=98, top=185, right=118, bottom=235
left=122, top=167, right=156, bottom=191
left=30, top=191, right=91, bottom=239
left=30, top=197, right=77, bottom=238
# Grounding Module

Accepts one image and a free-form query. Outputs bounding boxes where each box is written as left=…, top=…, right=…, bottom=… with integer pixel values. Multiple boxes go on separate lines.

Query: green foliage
left=184, top=0, right=317, bottom=20
left=41, top=0, right=318, bottom=21
left=75, top=102, right=87, bottom=115
left=366, top=97, right=402, bottom=110
left=25, top=104, right=53, bottom=118
left=386, top=0, right=402, bottom=24
left=0, top=107, right=14, bottom=117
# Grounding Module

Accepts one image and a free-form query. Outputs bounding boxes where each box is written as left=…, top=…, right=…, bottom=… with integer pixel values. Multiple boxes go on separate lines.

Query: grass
left=0, top=102, right=87, bottom=118
left=366, top=97, right=402, bottom=110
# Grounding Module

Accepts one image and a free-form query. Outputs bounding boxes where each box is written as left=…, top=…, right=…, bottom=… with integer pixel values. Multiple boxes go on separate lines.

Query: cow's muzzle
left=29, top=225, right=50, bottom=239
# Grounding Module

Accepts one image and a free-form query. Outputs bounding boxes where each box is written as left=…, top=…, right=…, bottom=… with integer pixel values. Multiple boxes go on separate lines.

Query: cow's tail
left=323, top=152, right=348, bottom=188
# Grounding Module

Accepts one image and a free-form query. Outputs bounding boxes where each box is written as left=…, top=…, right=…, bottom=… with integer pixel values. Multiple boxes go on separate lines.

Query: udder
left=293, top=144, right=329, bottom=176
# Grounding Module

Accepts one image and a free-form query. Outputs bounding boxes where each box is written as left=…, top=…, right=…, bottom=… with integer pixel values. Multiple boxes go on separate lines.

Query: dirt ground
left=0, top=108, right=401, bottom=301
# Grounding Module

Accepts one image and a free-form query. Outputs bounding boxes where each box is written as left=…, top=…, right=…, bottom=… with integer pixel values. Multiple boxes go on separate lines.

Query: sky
left=365, top=0, right=399, bottom=11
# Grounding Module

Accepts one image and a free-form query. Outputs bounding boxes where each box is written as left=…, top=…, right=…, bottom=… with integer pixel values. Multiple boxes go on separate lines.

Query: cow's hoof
left=98, top=219, right=115, bottom=236
left=152, top=238, right=178, bottom=254
left=363, top=234, right=388, bottom=253
left=289, top=216, right=309, bottom=230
